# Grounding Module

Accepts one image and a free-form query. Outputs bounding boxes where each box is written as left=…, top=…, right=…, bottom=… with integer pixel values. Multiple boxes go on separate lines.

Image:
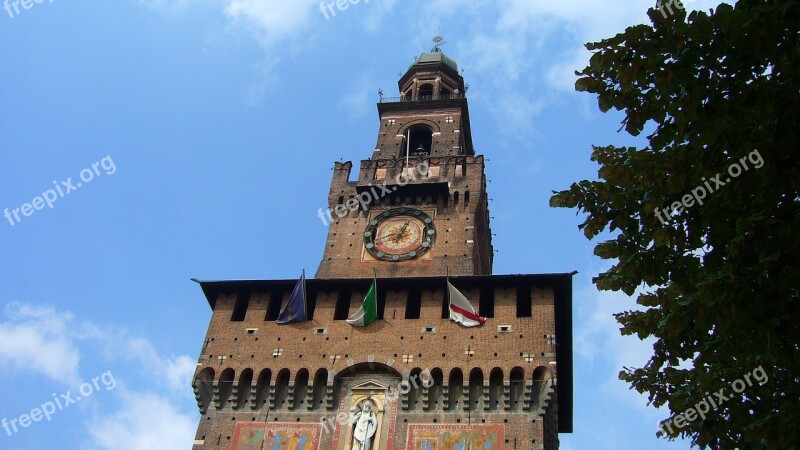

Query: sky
left=0, top=1, right=728, bottom=449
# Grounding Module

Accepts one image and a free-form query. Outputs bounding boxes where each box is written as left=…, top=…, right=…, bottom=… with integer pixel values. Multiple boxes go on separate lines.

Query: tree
left=550, top=1, right=799, bottom=448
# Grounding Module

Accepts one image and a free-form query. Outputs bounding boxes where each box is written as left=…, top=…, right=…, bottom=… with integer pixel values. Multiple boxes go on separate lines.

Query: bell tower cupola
left=316, top=37, right=491, bottom=279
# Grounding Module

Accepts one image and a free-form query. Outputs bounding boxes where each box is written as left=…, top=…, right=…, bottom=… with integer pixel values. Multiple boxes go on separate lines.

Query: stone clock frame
left=362, top=207, right=436, bottom=262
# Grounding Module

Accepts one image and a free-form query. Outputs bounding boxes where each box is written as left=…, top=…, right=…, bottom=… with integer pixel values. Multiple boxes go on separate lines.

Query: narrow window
left=377, top=285, right=387, bottom=320
left=306, top=286, right=317, bottom=320
left=479, top=286, right=495, bottom=318
left=516, top=284, right=532, bottom=318
left=231, top=293, right=249, bottom=322
left=265, top=290, right=283, bottom=321
left=440, top=288, right=449, bottom=319
left=405, top=289, right=422, bottom=319
left=334, top=290, right=351, bottom=320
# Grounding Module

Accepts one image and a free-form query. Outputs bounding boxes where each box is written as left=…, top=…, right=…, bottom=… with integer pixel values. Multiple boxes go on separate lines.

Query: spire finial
left=432, top=24, right=446, bottom=52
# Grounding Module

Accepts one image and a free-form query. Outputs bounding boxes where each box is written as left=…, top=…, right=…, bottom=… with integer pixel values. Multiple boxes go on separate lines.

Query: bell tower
left=191, top=39, right=574, bottom=450
left=316, top=43, right=492, bottom=279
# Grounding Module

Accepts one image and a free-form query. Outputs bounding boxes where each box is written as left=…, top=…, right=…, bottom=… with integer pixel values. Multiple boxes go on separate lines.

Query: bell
left=415, top=144, right=427, bottom=153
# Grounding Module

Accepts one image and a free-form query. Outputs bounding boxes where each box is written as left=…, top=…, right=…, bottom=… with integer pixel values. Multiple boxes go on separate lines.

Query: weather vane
left=432, top=24, right=446, bottom=51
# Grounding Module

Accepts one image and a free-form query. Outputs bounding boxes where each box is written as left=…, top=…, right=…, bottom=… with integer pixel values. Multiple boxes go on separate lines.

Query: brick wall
left=191, top=275, right=565, bottom=450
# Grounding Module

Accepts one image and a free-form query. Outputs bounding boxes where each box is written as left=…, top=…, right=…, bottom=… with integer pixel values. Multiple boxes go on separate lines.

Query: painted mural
left=405, top=424, right=504, bottom=450
left=230, top=423, right=321, bottom=450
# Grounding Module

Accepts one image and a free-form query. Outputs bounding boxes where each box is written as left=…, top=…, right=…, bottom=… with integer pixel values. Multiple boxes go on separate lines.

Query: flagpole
left=259, top=402, right=270, bottom=450
left=372, top=268, right=378, bottom=315
left=405, top=128, right=410, bottom=168
left=302, top=268, right=307, bottom=320
left=446, top=267, right=450, bottom=310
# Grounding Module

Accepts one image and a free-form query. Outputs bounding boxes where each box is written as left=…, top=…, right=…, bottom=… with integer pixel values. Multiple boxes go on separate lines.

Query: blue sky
left=0, top=1, right=728, bottom=449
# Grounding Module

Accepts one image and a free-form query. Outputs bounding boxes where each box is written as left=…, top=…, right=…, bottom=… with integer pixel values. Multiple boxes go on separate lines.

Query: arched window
left=425, top=369, right=444, bottom=411
left=488, top=368, right=503, bottom=411
left=468, top=368, right=483, bottom=411
left=419, top=84, right=434, bottom=101
left=195, top=368, right=215, bottom=413
left=509, top=367, right=525, bottom=411
left=440, top=87, right=452, bottom=99
left=532, top=366, right=549, bottom=412
left=447, top=368, right=463, bottom=411
left=254, top=369, right=272, bottom=411
left=407, top=126, right=433, bottom=157
left=311, top=369, right=328, bottom=410
left=218, top=368, right=235, bottom=409
left=274, top=369, right=291, bottom=409
left=292, top=369, right=309, bottom=410
left=236, top=369, right=254, bottom=410
left=408, top=368, right=423, bottom=411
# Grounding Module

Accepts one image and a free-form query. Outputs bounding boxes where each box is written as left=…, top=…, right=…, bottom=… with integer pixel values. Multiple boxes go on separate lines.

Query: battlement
left=192, top=274, right=573, bottom=436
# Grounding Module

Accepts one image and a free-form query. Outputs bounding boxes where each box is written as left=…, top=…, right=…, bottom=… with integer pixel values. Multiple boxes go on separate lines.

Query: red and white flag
left=448, top=281, right=486, bottom=327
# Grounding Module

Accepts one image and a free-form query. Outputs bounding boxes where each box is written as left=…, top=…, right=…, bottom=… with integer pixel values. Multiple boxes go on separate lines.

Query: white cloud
left=86, top=390, right=197, bottom=450
left=121, top=336, right=196, bottom=392
left=411, top=0, right=730, bottom=139
left=0, top=302, right=197, bottom=440
left=574, top=273, right=655, bottom=371
left=223, top=0, right=319, bottom=45
left=0, top=301, right=195, bottom=394
left=0, top=302, right=82, bottom=385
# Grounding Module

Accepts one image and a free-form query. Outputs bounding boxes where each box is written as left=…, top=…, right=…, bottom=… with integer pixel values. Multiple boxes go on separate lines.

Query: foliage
left=551, top=1, right=799, bottom=447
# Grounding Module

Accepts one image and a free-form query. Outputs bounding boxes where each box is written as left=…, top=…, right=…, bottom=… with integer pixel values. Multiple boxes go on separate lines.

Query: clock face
left=364, top=208, right=436, bottom=262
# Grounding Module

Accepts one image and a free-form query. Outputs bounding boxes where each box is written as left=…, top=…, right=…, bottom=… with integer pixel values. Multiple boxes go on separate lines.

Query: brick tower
left=191, top=43, right=574, bottom=450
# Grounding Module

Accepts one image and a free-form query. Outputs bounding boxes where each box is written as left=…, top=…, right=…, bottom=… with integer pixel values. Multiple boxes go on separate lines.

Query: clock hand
left=376, top=222, right=412, bottom=242
left=395, top=221, right=410, bottom=239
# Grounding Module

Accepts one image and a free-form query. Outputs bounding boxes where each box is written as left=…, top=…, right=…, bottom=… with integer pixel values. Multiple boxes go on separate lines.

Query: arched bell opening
left=418, top=83, right=434, bottom=101
left=407, top=126, right=433, bottom=157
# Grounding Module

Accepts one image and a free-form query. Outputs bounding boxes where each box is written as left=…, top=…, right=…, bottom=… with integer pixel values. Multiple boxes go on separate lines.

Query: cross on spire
left=432, top=26, right=447, bottom=51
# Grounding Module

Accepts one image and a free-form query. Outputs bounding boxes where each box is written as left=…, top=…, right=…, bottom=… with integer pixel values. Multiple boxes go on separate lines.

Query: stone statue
left=351, top=401, right=378, bottom=450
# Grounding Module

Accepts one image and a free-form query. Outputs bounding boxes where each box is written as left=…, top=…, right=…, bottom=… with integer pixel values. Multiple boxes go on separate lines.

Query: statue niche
left=350, top=400, right=379, bottom=450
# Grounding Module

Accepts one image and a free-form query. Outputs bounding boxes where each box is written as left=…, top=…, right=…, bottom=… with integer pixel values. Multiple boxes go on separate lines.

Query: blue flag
left=277, top=271, right=307, bottom=324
